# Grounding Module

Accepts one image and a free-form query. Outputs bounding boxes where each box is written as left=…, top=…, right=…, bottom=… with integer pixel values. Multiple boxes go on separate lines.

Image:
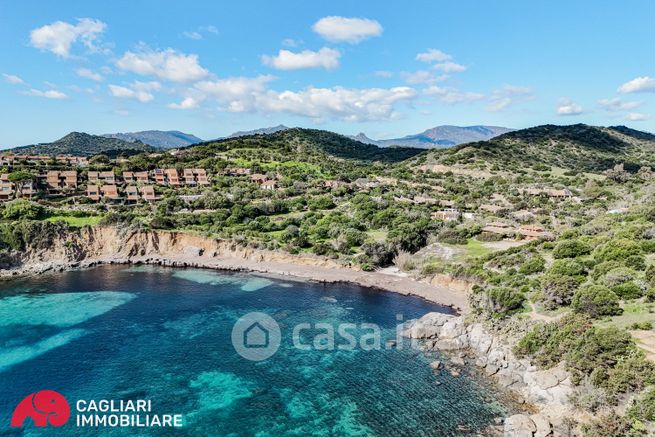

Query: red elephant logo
left=10, top=390, right=70, bottom=427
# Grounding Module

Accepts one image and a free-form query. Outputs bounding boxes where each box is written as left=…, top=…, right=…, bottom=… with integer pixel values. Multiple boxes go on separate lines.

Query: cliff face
left=14, top=226, right=345, bottom=272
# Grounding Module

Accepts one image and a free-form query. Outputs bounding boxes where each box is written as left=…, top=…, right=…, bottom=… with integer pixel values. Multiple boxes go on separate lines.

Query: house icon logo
left=231, top=312, right=281, bottom=361
left=243, top=322, right=270, bottom=348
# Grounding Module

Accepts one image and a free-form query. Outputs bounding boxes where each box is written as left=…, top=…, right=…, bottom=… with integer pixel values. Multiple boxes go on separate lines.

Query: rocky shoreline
left=404, top=312, right=577, bottom=437
left=0, top=226, right=470, bottom=312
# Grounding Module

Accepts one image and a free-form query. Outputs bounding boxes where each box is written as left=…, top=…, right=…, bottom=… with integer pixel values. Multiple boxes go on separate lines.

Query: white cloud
left=432, top=61, right=466, bottom=73
left=618, top=76, right=655, bottom=93
left=260, top=86, right=415, bottom=121
left=374, top=70, right=393, bottom=78
left=3, top=73, right=24, bottom=85
left=182, top=31, right=202, bottom=40
left=625, top=112, right=652, bottom=121
left=416, top=49, right=452, bottom=63
left=22, top=88, right=68, bottom=99
left=425, top=86, right=485, bottom=104
left=194, top=75, right=274, bottom=111
left=556, top=98, right=583, bottom=116
left=312, top=16, right=382, bottom=44
left=108, top=81, right=160, bottom=103
left=597, top=97, right=641, bottom=112
left=401, top=70, right=446, bottom=85
left=262, top=47, right=340, bottom=70
left=116, top=47, right=209, bottom=82
left=202, top=25, right=218, bottom=34
left=282, top=38, right=300, bottom=47
left=168, top=97, right=200, bottom=109
left=75, top=68, right=103, bottom=81
left=194, top=76, right=415, bottom=121
left=30, top=18, right=106, bottom=58
left=486, top=85, right=534, bottom=112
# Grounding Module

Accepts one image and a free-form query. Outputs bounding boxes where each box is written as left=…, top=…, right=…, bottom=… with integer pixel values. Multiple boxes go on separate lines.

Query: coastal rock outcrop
left=404, top=312, right=574, bottom=437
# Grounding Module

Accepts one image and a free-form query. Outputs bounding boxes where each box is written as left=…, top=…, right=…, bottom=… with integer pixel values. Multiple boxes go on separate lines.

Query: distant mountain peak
left=349, top=125, right=513, bottom=149
left=228, top=125, right=290, bottom=138
left=103, top=130, right=202, bottom=149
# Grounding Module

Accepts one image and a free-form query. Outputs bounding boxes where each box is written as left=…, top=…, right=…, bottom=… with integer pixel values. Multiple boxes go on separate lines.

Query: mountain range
left=350, top=125, right=513, bottom=148
left=103, top=130, right=203, bottom=149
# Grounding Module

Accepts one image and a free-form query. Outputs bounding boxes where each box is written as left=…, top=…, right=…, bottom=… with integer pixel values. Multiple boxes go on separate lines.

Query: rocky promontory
left=404, top=312, right=576, bottom=437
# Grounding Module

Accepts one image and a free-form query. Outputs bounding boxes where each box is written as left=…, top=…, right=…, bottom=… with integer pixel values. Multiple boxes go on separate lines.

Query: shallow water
left=0, top=265, right=508, bottom=436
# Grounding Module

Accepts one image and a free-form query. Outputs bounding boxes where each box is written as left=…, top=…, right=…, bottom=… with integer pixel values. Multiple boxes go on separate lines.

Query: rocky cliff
left=404, top=312, right=577, bottom=437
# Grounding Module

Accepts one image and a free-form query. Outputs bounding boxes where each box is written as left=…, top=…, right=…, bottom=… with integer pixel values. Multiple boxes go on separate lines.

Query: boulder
left=530, top=414, right=552, bottom=437
left=504, top=414, right=536, bottom=437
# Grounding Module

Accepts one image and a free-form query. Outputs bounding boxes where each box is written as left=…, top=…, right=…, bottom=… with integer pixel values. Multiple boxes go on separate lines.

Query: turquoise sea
left=0, top=265, right=509, bottom=436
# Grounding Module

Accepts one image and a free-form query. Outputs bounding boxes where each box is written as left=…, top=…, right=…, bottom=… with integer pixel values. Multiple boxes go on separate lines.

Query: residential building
left=86, top=185, right=101, bottom=201
left=183, top=168, right=210, bottom=186
left=46, top=170, right=78, bottom=191
left=0, top=174, right=13, bottom=200
left=88, top=171, right=116, bottom=184
left=123, top=171, right=150, bottom=183
left=126, top=186, right=139, bottom=202
left=481, top=222, right=515, bottom=236
left=431, top=209, right=461, bottom=221
left=141, top=185, right=156, bottom=202
left=519, top=224, right=554, bottom=240
left=251, top=174, right=268, bottom=184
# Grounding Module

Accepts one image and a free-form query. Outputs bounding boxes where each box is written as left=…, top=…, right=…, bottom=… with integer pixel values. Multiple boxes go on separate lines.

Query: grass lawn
left=451, top=238, right=494, bottom=260
left=596, top=301, right=655, bottom=329
left=366, top=230, right=387, bottom=242
left=45, top=215, right=103, bottom=227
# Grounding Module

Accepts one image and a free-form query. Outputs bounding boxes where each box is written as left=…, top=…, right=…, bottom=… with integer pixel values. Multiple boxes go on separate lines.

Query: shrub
left=612, top=281, right=643, bottom=299
left=591, top=260, right=622, bottom=281
left=581, top=413, right=632, bottom=437
left=547, top=259, right=585, bottom=277
left=485, top=287, right=525, bottom=315
left=628, top=387, right=655, bottom=422
left=393, top=251, right=416, bottom=271
left=540, top=274, right=581, bottom=309
left=571, top=285, right=622, bottom=318
left=553, top=239, right=591, bottom=259
left=2, top=200, right=45, bottom=220
left=519, top=255, right=546, bottom=275
left=436, top=228, right=467, bottom=245
left=603, top=267, right=637, bottom=287
left=630, top=321, right=653, bottom=331
left=360, top=241, right=396, bottom=267
left=594, top=239, right=642, bottom=263
left=625, top=255, right=646, bottom=271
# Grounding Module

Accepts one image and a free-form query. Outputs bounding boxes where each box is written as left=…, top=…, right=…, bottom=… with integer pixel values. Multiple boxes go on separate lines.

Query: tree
left=541, top=274, right=580, bottom=309
left=7, top=171, right=33, bottom=198
left=571, top=285, right=622, bottom=318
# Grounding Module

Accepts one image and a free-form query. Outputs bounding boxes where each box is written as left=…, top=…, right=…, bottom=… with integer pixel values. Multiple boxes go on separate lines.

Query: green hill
left=10, top=132, right=155, bottom=157
left=185, top=128, right=424, bottom=164
left=417, top=124, right=655, bottom=173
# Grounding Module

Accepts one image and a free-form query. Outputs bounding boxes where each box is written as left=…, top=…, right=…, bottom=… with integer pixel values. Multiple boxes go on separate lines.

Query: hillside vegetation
left=415, top=124, right=655, bottom=173
left=10, top=132, right=155, bottom=157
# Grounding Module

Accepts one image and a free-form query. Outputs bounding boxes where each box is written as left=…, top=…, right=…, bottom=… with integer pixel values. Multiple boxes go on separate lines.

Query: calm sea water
left=0, top=265, right=508, bottom=436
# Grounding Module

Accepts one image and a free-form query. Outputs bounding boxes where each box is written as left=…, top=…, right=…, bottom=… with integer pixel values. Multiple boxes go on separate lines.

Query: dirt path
left=631, top=330, right=655, bottom=362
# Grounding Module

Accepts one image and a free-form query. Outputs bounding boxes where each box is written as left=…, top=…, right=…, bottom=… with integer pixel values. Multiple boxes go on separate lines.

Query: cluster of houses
left=0, top=167, right=210, bottom=203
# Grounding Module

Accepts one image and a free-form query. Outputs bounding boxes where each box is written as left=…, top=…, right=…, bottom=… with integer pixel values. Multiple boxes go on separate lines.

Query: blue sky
left=2, top=0, right=655, bottom=146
